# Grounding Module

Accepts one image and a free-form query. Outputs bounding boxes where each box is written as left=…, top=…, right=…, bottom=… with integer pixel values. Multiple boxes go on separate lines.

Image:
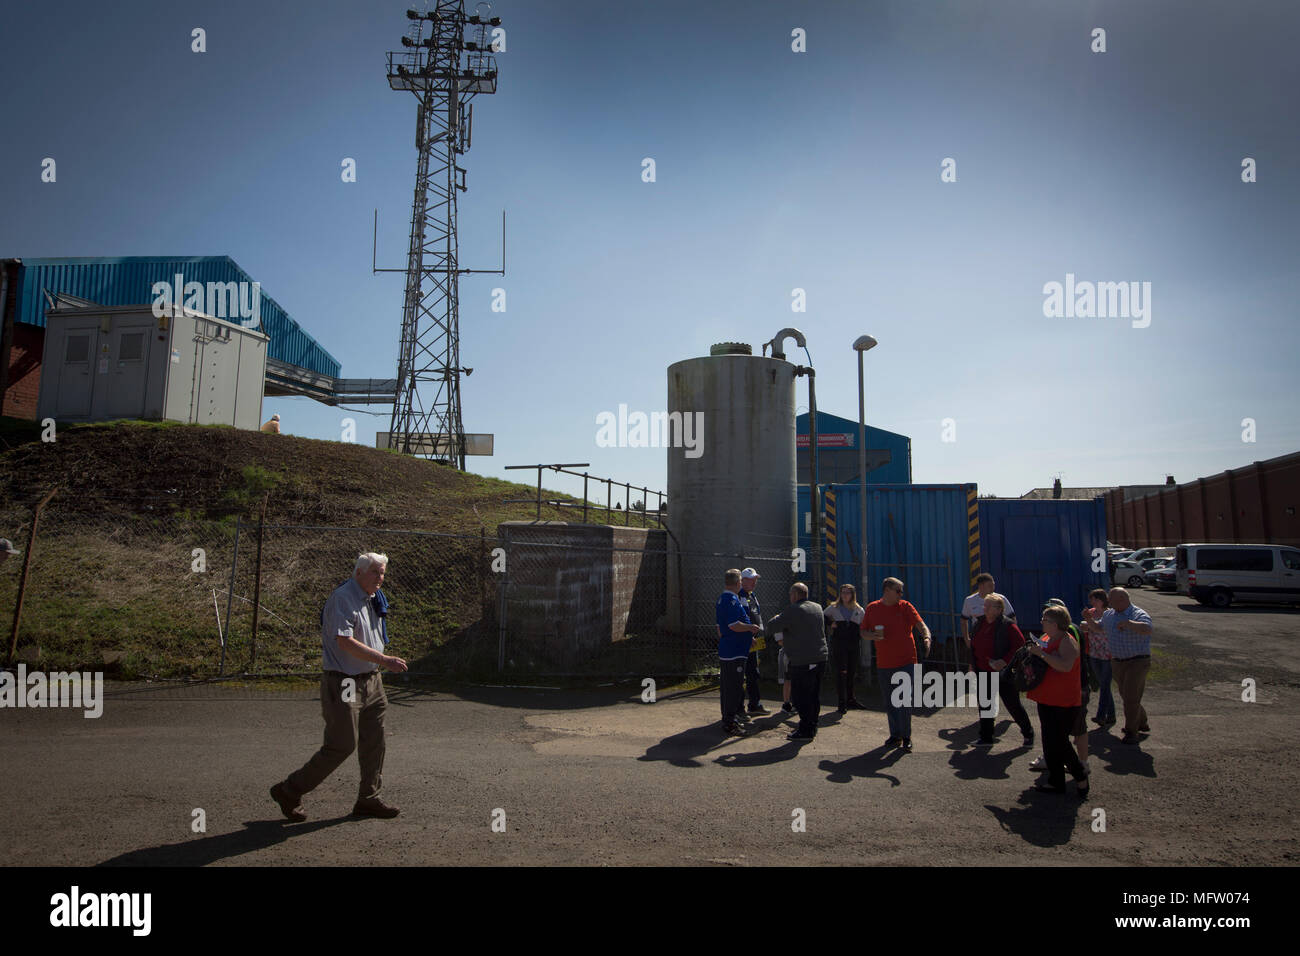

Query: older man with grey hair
left=271, top=552, right=407, bottom=821
left=762, top=582, right=828, bottom=741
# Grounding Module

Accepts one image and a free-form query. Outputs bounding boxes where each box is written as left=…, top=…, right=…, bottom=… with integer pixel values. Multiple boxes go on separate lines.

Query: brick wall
left=2, top=323, right=43, bottom=420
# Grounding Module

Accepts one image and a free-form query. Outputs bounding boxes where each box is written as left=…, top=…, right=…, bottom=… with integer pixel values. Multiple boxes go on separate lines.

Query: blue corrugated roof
left=797, top=410, right=909, bottom=442
left=13, top=256, right=341, bottom=378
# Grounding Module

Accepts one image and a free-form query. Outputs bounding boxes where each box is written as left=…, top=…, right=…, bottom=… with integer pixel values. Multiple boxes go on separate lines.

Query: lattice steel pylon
left=384, top=1, right=501, bottom=468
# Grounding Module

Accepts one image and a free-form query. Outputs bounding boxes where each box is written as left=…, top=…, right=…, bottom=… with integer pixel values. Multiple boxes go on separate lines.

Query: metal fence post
left=221, top=515, right=241, bottom=677
left=497, top=533, right=510, bottom=672
left=5, top=486, right=57, bottom=666
left=249, top=493, right=268, bottom=673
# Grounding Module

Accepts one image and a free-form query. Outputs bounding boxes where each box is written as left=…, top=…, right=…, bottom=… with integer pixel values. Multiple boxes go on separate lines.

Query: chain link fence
left=2, top=495, right=966, bottom=681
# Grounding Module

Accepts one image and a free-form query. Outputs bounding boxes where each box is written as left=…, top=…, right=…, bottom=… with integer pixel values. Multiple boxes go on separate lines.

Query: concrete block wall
left=497, top=521, right=667, bottom=668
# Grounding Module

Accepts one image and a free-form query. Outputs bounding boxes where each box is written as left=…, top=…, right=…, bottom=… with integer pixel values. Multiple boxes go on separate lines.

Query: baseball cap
left=1042, top=597, right=1067, bottom=610
left=0, top=538, right=20, bottom=555
left=740, top=567, right=759, bottom=579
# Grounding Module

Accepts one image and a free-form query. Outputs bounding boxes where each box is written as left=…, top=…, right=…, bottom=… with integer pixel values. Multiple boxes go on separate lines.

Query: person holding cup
left=862, top=577, right=931, bottom=752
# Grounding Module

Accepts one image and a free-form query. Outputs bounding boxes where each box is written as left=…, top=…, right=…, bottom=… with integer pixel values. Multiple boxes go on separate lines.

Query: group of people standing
left=714, top=568, right=1156, bottom=799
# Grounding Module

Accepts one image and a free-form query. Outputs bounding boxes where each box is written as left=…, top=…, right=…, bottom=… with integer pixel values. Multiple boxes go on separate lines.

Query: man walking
left=863, top=577, right=931, bottom=753
left=762, top=582, right=827, bottom=741
left=1100, top=587, right=1153, bottom=745
left=271, top=552, right=408, bottom=820
left=738, top=568, right=769, bottom=717
left=716, top=568, right=761, bottom=737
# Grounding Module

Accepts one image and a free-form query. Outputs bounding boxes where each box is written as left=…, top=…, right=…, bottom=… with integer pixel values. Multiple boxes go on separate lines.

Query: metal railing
left=502, top=462, right=665, bottom=528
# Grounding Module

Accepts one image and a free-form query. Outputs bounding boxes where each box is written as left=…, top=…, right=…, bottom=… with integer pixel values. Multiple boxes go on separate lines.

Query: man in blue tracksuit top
left=716, top=568, right=761, bottom=736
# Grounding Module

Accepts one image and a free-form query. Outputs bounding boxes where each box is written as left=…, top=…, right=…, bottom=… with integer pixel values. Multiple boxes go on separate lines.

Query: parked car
left=1112, top=556, right=1168, bottom=587
left=1150, top=565, right=1178, bottom=591
left=1126, top=547, right=1176, bottom=564
left=1176, top=543, right=1300, bottom=608
left=1143, top=558, right=1174, bottom=587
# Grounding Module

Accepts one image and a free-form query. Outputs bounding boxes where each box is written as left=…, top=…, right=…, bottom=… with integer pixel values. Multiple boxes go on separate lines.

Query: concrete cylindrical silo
left=666, top=343, right=798, bottom=644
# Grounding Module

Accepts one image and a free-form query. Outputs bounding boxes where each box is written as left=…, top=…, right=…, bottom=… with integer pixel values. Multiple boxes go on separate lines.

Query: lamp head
left=853, top=335, right=878, bottom=352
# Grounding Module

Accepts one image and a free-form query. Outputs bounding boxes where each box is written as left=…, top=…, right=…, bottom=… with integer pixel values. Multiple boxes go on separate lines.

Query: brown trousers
left=1111, top=657, right=1150, bottom=735
left=285, top=670, right=387, bottom=802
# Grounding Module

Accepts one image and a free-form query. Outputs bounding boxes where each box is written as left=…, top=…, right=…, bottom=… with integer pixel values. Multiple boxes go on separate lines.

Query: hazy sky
left=3, top=0, right=1297, bottom=500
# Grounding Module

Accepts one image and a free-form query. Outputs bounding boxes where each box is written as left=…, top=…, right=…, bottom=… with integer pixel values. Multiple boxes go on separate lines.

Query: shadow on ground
left=986, top=791, right=1085, bottom=848
left=95, top=816, right=356, bottom=866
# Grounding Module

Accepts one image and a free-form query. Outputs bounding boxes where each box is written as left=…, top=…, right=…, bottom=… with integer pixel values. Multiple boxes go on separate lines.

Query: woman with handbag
left=1027, top=605, right=1090, bottom=798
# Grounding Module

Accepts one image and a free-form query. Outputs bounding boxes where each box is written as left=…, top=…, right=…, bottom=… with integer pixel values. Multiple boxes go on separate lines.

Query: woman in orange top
left=1026, top=605, right=1090, bottom=797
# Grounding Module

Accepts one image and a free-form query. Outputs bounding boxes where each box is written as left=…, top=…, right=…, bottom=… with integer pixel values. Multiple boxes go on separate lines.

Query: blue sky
left=3, top=0, right=1297, bottom=500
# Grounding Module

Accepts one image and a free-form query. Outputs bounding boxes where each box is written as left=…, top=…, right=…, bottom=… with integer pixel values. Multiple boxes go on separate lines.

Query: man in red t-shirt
left=861, top=577, right=932, bottom=752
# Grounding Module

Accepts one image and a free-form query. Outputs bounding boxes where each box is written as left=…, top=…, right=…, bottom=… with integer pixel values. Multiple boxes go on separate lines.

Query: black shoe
left=735, top=712, right=753, bottom=723
left=846, top=699, right=866, bottom=710
left=837, top=705, right=848, bottom=715
left=974, top=738, right=994, bottom=748
left=270, top=783, right=306, bottom=822
left=788, top=730, right=814, bottom=741
left=748, top=703, right=769, bottom=715
left=1022, top=733, right=1035, bottom=747
left=884, top=736, right=902, bottom=748
left=1034, top=783, right=1066, bottom=794
left=901, top=739, right=913, bottom=753
left=781, top=701, right=794, bottom=714
left=723, top=723, right=746, bottom=737
left=1121, top=733, right=1140, bottom=745
left=1138, top=723, right=1150, bottom=733
left=352, top=797, right=400, bottom=819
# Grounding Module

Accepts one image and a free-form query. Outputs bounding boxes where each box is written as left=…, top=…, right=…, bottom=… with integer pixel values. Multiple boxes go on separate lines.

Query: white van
left=1176, top=544, right=1300, bottom=608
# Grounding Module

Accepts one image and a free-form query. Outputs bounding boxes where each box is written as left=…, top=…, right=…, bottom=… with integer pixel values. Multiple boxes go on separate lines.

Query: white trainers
left=1028, top=755, right=1046, bottom=771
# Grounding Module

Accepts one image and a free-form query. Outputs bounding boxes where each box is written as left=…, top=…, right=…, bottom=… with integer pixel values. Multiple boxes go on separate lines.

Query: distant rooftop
left=1020, top=484, right=1169, bottom=501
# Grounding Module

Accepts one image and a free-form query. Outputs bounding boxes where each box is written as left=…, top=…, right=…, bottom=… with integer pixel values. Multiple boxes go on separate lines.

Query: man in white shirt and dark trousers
left=271, top=552, right=408, bottom=820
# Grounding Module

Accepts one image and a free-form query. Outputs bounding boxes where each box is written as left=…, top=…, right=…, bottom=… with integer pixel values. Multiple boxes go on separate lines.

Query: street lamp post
left=854, top=335, right=878, bottom=599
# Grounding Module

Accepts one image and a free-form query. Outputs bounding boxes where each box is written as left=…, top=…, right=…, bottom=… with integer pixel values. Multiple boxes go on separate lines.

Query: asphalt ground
left=1, top=587, right=1297, bottom=866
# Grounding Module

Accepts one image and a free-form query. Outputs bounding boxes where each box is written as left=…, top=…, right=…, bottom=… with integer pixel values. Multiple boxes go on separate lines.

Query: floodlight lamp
left=853, top=334, right=878, bottom=352
left=401, top=36, right=414, bottom=47
left=406, top=9, right=419, bottom=19
left=489, top=17, right=501, bottom=25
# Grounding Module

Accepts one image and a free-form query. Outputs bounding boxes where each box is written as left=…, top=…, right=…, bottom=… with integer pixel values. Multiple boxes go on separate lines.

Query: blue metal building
left=9, top=256, right=339, bottom=377
left=796, top=411, right=911, bottom=485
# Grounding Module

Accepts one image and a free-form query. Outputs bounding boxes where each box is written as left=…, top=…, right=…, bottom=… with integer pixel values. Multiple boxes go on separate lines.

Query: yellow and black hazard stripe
left=824, top=488, right=838, bottom=604
left=967, top=484, right=980, bottom=591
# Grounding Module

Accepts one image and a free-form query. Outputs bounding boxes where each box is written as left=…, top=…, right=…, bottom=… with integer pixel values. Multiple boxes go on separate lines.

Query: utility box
left=36, top=300, right=268, bottom=429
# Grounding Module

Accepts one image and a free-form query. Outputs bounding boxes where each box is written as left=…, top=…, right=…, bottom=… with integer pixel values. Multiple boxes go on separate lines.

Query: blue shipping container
left=976, top=498, right=1110, bottom=630
left=798, top=483, right=975, bottom=643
